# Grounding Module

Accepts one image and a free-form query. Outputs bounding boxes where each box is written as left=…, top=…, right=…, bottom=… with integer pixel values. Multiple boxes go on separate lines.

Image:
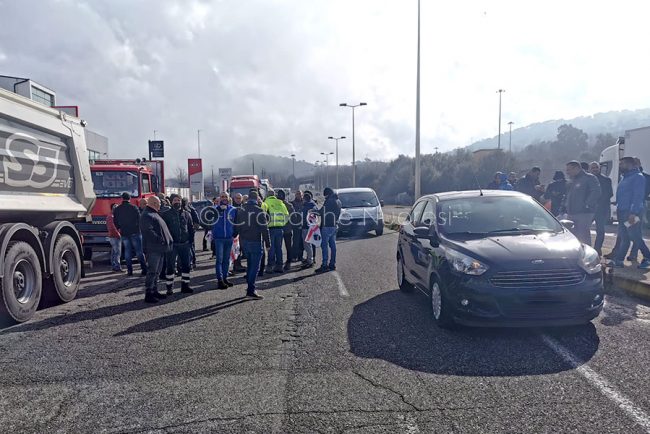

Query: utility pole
left=415, top=0, right=421, bottom=200
left=290, top=154, right=296, bottom=179
left=496, top=89, right=505, bottom=150
left=251, top=159, right=255, bottom=175
left=508, top=121, right=514, bottom=152
left=339, top=103, right=367, bottom=187
left=328, top=136, right=346, bottom=189
left=211, top=165, right=215, bottom=193
left=153, top=130, right=157, bottom=140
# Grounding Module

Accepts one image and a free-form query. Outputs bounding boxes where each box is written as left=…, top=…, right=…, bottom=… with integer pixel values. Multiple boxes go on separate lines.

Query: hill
left=469, top=108, right=650, bottom=151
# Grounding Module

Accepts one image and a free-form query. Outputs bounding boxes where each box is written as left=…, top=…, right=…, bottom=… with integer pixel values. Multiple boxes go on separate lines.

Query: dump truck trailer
left=0, top=87, right=95, bottom=322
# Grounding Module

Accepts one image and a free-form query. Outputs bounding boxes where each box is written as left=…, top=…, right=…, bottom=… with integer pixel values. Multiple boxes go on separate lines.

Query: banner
left=188, top=158, right=203, bottom=200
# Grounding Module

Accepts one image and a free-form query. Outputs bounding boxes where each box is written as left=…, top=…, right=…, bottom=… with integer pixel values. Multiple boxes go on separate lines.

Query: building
left=0, top=74, right=109, bottom=160
left=472, top=148, right=504, bottom=162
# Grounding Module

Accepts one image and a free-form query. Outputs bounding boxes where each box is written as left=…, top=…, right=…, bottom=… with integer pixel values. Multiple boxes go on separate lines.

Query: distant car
left=396, top=190, right=604, bottom=328
left=336, top=187, right=385, bottom=236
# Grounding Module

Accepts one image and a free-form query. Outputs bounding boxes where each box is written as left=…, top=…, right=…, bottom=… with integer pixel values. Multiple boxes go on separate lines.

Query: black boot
left=153, top=291, right=167, bottom=300
left=144, top=292, right=158, bottom=303
left=217, top=280, right=228, bottom=290
left=223, top=279, right=234, bottom=287
left=181, top=282, right=194, bottom=294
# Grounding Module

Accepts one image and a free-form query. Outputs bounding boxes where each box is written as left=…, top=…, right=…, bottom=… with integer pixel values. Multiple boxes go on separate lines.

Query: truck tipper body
left=0, top=87, right=95, bottom=322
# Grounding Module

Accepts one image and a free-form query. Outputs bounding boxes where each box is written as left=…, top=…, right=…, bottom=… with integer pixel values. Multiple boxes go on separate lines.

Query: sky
left=1, top=0, right=650, bottom=174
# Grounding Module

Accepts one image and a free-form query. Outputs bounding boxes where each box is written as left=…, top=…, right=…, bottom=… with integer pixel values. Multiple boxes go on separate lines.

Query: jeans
left=109, top=237, right=122, bottom=270
left=123, top=234, right=147, bottom=274
left=320, top=226, right=337, bottom=267
left=269, top=228, right=284, bottom=269
left=145, top=251, right=165, bottom=293
left=302, top=229, right=314, bottom=264
left=242, top=240, right=263, bottom=292
left=568, top=213, right=594, bottom=246
left=292, top=228, right=304, bottom=260
left=593, top=210, right=608, bottom=253
left=214, top=238, right=233, bottom=280
left=166, top=243, right=192, bottom=290
left=283, top=229, right=293, bottom=264
left=615, top=211, right=650, bottom=262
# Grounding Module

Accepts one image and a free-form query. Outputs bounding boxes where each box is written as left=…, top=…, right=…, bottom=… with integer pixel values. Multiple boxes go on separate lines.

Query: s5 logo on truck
left=1, top=132, right=72, bottom=190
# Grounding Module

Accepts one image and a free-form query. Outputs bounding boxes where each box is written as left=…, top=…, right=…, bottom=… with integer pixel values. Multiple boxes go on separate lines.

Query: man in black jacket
left=113, top=192, right=147, bottom=276
left=181, top=198, right=199, bottom=268
left=277, top=189, right=295, bottom=271
left=162, top=194, right=194, bottom=295
left=290, top=191, right=305, bottom=262
left=589, top=162, right=613, bottom=255
left=140, top=196, right=173, bottom=303
left=315, top=187, right=342, bottom=273
left=516, top=167, right=545, bottom=202
left=565, top=161, right=601, bottom=245
left=234, top=190, right=270, bottom=299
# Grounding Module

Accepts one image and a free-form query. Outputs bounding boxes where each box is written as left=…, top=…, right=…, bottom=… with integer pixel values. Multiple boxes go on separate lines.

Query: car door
left=400, top=200, right=427, bottom=278
left=411, top=199, right=436, bottom=282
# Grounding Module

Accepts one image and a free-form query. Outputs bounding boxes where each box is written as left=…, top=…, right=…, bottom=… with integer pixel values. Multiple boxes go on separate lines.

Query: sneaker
left=112, top=268, right=123, bottom=273
left=247, top=291, right=264, bottom=300
left=627, top=256, right=639, bottom=262
left=638, top=259, right=650, bottom=270
left=224, top=279, right=234, bottom=287
left=153, top=291, right=167, bottom=300
left=315, top=266, right=329, bottom=274
left=328, top=264, right=336, bottom=271
left=166, top=288, right=174, bottom=296
left=300, top=262, right=314, bottom=270
left=144, top=294, right=158, bottom=303
left=217, top=280, right=228, bottom=290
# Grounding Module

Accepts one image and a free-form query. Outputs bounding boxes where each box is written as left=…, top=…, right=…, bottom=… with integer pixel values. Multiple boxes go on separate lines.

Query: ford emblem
left=531, top=259, right=544, bottom=265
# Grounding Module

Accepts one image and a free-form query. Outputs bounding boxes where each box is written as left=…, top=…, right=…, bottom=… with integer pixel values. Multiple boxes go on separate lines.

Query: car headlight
left=445, top=248, right=488, bottom=276
left=579, top=245, right=602, bottom=274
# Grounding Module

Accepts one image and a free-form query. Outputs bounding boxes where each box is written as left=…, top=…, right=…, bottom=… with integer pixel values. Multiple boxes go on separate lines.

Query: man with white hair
left=139, top=196, right=173, bottom=303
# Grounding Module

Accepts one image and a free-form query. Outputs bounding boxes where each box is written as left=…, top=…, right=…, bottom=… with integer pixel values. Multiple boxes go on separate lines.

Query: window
left=409, top=200, right=427, bottom=223
left=88, top=150, right=101, bottom=161
left=419, top=200, right=436, bottom=226
left=338, top=191, right=379, bottom=208
left=91, top=170, right=140, bottom=198
left=142, top=174, right=151, bottom=194
left=31, top=86, right=54, bottom=107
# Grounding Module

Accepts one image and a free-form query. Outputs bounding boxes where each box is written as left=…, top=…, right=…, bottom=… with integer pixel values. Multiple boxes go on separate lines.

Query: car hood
left=444, top=230, right=582, bottom=269
left=340, top=206, right=383, bottom=221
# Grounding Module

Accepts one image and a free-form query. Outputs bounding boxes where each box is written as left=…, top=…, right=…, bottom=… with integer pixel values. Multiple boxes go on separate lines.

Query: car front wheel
left=430, top=281, right=455, bottom=329
left=397, top=254, right=413, bottom=292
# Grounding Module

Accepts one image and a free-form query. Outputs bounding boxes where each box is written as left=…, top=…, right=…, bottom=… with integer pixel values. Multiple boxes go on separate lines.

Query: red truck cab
left=77, top=159, right=164, bottom=260
left=229, top=175, right=267, bottom=199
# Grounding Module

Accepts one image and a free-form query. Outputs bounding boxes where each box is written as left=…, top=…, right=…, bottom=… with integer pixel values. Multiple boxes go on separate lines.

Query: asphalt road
left=1, top=230, right=649, bottom=433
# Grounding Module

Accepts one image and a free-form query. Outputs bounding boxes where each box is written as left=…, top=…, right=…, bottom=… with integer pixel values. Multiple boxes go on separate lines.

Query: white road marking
left=541, top=334, right=650, bottom=432
left=333, top=271, right=349, bottom=297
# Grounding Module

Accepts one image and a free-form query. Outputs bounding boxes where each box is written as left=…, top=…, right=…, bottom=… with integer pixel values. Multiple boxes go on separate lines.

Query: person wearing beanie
left=113, top=191, right=147, bottom=276
left=545, top=171, right=567, bottom=216
left=315, top=187, right=342, bottom=273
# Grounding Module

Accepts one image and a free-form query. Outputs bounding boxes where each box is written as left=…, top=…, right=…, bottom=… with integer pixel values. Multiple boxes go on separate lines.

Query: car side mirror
left=380, top=200, right=385, bottom=207
left=559, top=219, right=575, bottom=230
left=413, top=226, right=440, bottom=247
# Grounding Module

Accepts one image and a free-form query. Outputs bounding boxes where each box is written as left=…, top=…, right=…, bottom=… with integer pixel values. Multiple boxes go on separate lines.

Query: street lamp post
left=197, top=129, right=202, bottom=158
left=320, top=152, right=334, bottom=187
left=507, top=121, right=514, bottom=152
left=339, top=102, right=367, bottom=187
left=314, top=161, right=321, bottom=192
left=496, top=89, right=505, bottom=150
left=415, top=0, right=421, bottom=200
left=328, top=136, right=346, bottom=189
left=290, top=154, right=296, bottom=179
left=153, top=130, right=157, bottom=140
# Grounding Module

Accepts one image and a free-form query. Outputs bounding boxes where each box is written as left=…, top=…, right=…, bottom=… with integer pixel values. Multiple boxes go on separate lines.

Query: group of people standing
left=492, top=157, right=650, bottom=269
left=106, top=186, right=343, bottom=303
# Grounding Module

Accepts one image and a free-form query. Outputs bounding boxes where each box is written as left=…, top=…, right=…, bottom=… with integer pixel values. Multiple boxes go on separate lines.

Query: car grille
left=499, top=299, right=590, bottom=319
left=490, top=268, right=585, bottom=289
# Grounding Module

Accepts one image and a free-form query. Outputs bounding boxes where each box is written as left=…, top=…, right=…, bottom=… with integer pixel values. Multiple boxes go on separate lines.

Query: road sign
left=218, top=168, right=232, bottom=181
left=148, top=140, right=164, bottom=158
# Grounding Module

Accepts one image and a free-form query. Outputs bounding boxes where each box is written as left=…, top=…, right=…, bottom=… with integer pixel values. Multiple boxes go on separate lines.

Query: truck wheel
left=0, top=242, right=42, bottom=323
left=51, top=235, right=81, bottom=302
left=83, top=247, right=92, bottom=261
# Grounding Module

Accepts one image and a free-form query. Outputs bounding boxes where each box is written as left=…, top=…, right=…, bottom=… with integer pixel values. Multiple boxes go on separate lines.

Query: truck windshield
left=230, top=187, right=254, bottom=198
left=91, top=170, right=140, bottom=198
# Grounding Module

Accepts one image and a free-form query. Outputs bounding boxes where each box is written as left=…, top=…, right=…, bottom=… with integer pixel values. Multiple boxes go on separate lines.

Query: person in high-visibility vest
left=264, top=189, right=289, bottom=273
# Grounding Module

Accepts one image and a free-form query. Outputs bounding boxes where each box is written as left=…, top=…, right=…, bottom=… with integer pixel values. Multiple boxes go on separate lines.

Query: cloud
left=1, top=0, right=650, bottom=175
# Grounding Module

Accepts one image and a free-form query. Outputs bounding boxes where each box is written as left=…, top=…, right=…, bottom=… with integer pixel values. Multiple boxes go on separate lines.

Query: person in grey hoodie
left=564, top=160, right=601, bottom=245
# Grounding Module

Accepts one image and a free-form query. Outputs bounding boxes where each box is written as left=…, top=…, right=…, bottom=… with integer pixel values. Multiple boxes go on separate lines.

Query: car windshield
left=436, top=195, right=562, bottom=236
left=338, top=191, right=379, bottom=208
left=91, top=170, right=139, bottom=198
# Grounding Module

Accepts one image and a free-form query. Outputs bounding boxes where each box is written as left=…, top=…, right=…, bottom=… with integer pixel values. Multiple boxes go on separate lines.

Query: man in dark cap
left=161, top=194, right=195, bottom=295
left=113, top=192, right=147, bottom=276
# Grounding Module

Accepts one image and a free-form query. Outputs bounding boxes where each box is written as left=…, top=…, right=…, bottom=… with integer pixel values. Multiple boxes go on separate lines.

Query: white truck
left=599, top=126, right=650, bottom=219
left=0, top=87, right=95, bottom=322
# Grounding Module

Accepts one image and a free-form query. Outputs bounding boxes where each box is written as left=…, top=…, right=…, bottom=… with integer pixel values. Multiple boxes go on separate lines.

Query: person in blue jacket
left=498, top=172, right=514, bottom=190
left=612, top=157, right=650, bottom=269
left=212, top=192, right=238, bottom=288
